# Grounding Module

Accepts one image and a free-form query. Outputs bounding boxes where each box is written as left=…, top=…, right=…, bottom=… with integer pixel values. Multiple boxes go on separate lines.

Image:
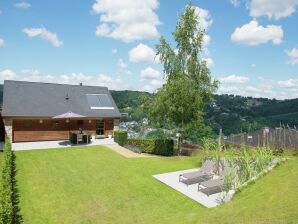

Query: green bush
left=0, top=138, right=13, bottom=224
left=145, top=128, right=168, bottom=139
left=184, top=122, right=215, bottom=144
left=272, top=147, right=284, bottom=156
left=127, top=138, right=174, bottom=156
left=114, top=131, right=128, bottom=146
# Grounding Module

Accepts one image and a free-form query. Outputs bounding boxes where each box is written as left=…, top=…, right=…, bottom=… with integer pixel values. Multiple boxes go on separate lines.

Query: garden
left=0, top=144, right=297, bottom=223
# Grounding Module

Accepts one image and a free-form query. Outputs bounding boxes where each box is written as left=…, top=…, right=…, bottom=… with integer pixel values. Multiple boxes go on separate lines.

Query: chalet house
left=2, top=80, right=121, bottom=142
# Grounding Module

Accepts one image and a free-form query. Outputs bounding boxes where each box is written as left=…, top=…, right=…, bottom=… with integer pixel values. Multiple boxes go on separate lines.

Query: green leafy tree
left=148, top=3, right=218, bottom=152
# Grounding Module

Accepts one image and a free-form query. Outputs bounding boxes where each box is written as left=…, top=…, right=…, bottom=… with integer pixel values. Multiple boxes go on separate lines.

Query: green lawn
left=15, top=146, right=298, bottom=224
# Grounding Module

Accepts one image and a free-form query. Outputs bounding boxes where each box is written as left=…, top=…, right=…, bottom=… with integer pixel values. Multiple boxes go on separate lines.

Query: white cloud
left=278, top=79, right=298, bottom=88
left=218, top=77, right=298, bottom=99
left=194, top=7, right=213, bottom=56
left=92, top=0, right=160, bottom=42
left=116, top=59, right=131, bottom=75
left=251, top=63, right=256, bottom=68
left=15, top=2, right=31, bottom=9
left=117, top=59, right=128, bottom=69
left=129, top=43, right=158, bottom=64
left=23, top=27, right=63, bottom=47
left=1, top=69, right=123, bottom=90
left=0, top=38, right=4, bottom=47
left=60, top=73, right=122, bottom=90
left=230, top=0, right=240, bottom=7
left=95, top=74, right=122, bottom=89
left=218, top=86, right=242, bottom=95
left=194, top=7, right=213, bottom=30
left=0, top=70, right=17, bottom=81
left=21, top=69, right=55, bottom=82
left=51, top=71, right=123, bottom=89
left=231, top=20, right=283, bottom=46
left=140, top=67, right=161, bottom=80
left=286, top=48, right=298, bottom=65
left=112, top=48, right=117, bottom=53
left=142, top=79, right=164, bottom=92
left=202, top=35, right=211, bottom=47
left=202, top=57, right=214, bottom=68
left=59, top=72, right=92, bottom=85
left=219, top=75, right=249, bottom=84
left=248, top=0, right=298, bottom=19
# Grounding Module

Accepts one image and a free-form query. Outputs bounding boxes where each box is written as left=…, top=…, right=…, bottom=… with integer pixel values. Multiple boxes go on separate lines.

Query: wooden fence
left=224, top=127, right=298, bottom=148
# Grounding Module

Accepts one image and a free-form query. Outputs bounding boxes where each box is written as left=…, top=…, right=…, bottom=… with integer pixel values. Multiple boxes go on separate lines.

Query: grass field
left=15, top=146, right=298, bottom=224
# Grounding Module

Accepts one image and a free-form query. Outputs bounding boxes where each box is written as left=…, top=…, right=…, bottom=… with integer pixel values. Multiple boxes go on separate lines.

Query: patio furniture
left=198, top=177, right=226, bottom=196
left=96, top=135, right=106, bottom=139
left=52, top=111, right=86, bottom=140
left=198, top=167, right=230, bottom=196
left=70, top=132, right=91, bottom=144
left=179, top=159, right=214, bottom=186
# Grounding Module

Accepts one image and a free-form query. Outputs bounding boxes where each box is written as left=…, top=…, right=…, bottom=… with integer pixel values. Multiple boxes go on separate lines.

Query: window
left=96, top=120, right=104, bottom=135
left=52, top=121, right=60, bottom=127
left=86, top=94, right=114, bottom=109
left=77, top=120, right=84, bottom=126
left=23, top=120, right=32, bottom=127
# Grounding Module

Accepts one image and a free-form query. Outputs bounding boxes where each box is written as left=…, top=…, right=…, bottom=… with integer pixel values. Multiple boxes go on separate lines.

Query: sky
left=0, top=0, right=298, bottom=99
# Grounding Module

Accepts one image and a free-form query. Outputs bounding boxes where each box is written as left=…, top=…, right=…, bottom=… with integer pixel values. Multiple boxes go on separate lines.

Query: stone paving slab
left=153, top=169, right=235, bottom=208
left=12, top=138, right=116, bottom=151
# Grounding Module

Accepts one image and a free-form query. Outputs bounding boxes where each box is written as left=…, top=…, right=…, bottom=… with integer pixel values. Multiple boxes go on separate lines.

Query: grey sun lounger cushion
left=179, top=160, right=214, bottom=186
left=201, top=177, right=225, bottom=188
left=198, top=167, right=231, bottom=196
left=199, top=178, right=226, bottom=196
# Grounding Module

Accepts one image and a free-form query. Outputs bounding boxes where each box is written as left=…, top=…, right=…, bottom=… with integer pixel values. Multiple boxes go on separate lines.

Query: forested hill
left=0, top=84, right=297, bottom=135
left=110, top=90, right=298, bottom=135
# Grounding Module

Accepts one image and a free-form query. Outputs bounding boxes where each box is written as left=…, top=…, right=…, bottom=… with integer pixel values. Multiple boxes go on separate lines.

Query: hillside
left=110, top=90, right=298, bottom=135
left=0, top=84, right=297, bottom=135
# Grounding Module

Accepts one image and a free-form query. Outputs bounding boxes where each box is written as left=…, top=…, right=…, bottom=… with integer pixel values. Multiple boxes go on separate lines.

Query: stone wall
left=3, top=119, right=12, bottom=142
left=114, top=119, right=120, bottom=131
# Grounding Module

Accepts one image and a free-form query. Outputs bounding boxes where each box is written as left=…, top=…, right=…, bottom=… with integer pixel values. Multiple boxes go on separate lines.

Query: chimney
left=79, top=82, right=83, bottom=86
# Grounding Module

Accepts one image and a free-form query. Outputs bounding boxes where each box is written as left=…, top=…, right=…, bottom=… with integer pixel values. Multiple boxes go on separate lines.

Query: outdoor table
left=70, top=132, right=91, bottom=144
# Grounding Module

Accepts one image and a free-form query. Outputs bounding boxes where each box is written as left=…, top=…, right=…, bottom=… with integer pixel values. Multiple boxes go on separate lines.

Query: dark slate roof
left=2, top=80, right=121, bottom=118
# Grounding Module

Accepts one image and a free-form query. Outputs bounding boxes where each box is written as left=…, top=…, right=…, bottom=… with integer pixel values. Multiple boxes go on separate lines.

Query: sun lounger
left=198, top=177, right=226, bottom=196
left=198, top=166, right=230, bottom=196
left=179, top=160, right=214, bottom=186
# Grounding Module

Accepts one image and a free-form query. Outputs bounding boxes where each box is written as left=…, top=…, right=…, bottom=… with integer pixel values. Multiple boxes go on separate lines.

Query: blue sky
left=0, top=0, right=297, bottom=99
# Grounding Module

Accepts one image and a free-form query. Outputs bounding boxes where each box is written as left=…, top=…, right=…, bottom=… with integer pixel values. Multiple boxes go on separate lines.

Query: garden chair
left=198, top=166, right=231, bottom=196
left=179, top=159, right=214, bottom=186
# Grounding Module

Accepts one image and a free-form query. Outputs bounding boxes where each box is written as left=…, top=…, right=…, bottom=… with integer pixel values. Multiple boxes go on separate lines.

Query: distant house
left=2, top=80, right=121, bottom=142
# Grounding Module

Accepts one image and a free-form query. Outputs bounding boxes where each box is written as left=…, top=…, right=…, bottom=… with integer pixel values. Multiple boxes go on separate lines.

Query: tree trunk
left=178, top=119, right=184, bottom=156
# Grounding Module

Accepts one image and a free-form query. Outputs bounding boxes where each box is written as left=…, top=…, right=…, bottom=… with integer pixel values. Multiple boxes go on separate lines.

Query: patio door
left=96, top=120, right=105, bottom=135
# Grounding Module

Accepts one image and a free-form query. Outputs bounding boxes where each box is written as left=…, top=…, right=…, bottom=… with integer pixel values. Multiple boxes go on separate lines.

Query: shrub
left=272, top=147, right=284, bottom=156
left=114, top=131, right=128, bottom=146
left=145, top=128, right=168, bottom=139
left=0, top=138, right=13, bottom=224
left=127, top=138, right=174, bottom=156
left=184, top=122, right=215, bottom=144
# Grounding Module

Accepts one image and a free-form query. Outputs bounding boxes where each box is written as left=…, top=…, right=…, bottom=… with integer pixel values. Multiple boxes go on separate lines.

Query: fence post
left=218, top=128, right=222, bottom=149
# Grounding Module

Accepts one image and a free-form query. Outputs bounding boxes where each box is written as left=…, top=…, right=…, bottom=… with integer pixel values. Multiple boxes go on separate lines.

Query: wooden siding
left=12, top=118, right=114, bottom=142
left=104, top=119, right=114, bottom=136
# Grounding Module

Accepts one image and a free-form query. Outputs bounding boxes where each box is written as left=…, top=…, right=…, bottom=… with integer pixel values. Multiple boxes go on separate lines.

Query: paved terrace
left=11, top=139, right=156, bottom=158
left=12, top=138, right=116, bottom=151
left=153, top=169, right=235, bottom=208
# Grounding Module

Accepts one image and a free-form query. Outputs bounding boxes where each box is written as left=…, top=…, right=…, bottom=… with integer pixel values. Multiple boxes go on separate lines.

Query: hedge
left=0, top=138, right=13, bottom=224
left=114, top=131, right=128, bottom=146
left=127, top=138, right=174, bottom=156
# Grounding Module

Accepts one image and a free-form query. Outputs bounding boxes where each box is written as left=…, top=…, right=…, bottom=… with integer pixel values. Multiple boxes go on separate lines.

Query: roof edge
left=3, top=80, right=110, bottom=90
